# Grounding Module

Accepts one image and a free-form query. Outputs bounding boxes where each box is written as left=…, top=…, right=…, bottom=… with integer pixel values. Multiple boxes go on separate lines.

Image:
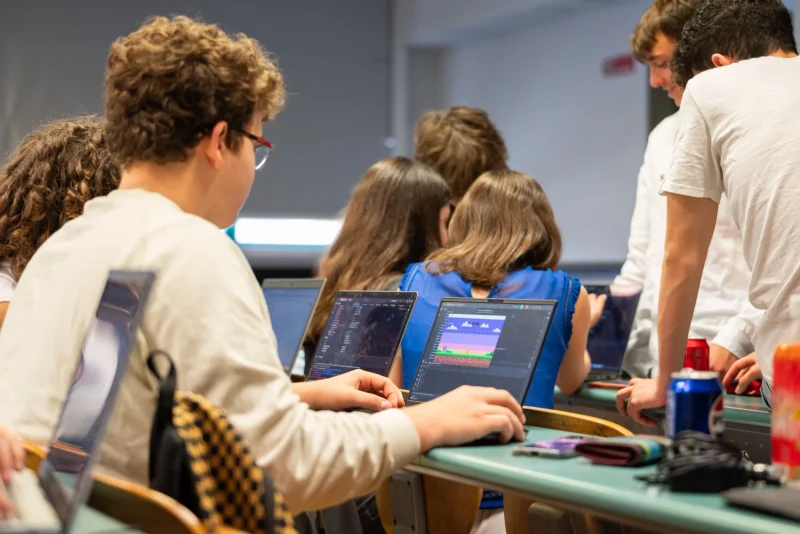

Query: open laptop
left=584, top=284, right=641, bottom=386
left=261, top=278, right=325, bottom=374
left=0, top=270, right=155, bottom=533
left=406, top=298, right=556, bottom=444
left=306, top=291, right=417, bottom=381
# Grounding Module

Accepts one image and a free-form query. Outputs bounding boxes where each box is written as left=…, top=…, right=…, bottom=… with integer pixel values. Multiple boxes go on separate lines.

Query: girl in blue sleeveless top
left=394, top=170, right=603, bottom=521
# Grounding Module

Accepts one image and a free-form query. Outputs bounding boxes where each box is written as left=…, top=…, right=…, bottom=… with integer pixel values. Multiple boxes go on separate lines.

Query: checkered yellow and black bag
left=146, top=350, right=297, bottom=534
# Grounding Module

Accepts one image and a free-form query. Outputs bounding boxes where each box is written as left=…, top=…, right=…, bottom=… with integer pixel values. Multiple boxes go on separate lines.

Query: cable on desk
left=637, top=431, right=781, bottom=493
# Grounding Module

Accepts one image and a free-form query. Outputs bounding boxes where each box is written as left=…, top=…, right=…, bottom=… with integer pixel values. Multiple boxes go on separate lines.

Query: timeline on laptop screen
left=307, top=293, right=416, bottom=380
left=263, top=287, right=321, bottom=370
left=408, top=300, right=555, bottom=403
left=586, top=285, right=641, bottom=372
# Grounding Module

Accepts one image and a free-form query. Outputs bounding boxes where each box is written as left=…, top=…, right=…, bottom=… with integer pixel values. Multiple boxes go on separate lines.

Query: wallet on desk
left=574, top=436, right=669, bottom=467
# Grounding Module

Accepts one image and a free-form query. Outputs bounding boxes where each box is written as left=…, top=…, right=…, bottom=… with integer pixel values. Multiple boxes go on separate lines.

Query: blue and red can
left=666, top=369, right=724, bottom=439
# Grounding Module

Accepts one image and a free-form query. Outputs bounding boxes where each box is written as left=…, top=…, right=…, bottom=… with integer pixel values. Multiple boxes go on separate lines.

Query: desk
left=554, top=387, right=772, bottom=463
left=410, top=426, right=800, bottom=534
left=74, top=506, right=141, bottom=533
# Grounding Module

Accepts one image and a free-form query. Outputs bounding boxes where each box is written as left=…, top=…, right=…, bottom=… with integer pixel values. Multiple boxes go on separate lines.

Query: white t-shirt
left=0, top=189, right=419, bottom=512
left=0, top=262, right=16, bottom=303
left=615, top=113, right=761, bottom=378
left=661, top=56, right=800, bottom=385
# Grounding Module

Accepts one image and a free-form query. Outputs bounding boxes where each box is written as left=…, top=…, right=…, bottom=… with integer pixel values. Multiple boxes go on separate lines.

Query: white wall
left=0, top=0, right=392, bottom=220
left=441, top=1, right=652, bottom=264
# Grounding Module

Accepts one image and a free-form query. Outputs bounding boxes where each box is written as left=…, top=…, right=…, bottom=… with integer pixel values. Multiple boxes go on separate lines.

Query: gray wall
left=0, top=0, right=392, bottom=219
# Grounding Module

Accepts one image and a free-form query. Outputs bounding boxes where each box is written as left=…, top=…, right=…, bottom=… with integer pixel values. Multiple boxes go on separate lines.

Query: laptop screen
left=307, top=291, right=416, bottom=380
left=408, top=298, right=556, bottom=404
left=38, top=270, right=155, bottom=529
left=585, top=285, right=641, bottom=374
left=262, top=283, right=323, bottom=371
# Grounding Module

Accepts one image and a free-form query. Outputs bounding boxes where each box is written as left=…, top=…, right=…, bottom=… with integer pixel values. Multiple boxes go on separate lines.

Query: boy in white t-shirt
left=0, top=16, right=526, bottom=513
left=619, top=0, right=799, bottom=423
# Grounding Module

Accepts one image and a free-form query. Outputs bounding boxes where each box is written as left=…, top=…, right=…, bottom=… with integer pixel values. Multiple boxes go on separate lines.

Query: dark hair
left=671, top=0, right=797, bottom=87
left=105, top=16, right=285, bottom=167
left=414, top=107, right=508, bottom=200
left=307, top=157, right=451, bottom=345
left=0, top=117, right=120, bottom=279
left=631, top=0, right=699, bottom=62
left=427, top=170, right=562, bottom=288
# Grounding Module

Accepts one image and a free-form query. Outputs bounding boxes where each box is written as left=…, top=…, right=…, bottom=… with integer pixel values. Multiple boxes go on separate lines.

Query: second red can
left=684, top=338, right=710, bottom=371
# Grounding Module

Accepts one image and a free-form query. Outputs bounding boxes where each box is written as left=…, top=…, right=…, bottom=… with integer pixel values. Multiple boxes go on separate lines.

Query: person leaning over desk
left=614, top=0, right=762, bottom=380
left=619, top=0, right=799, bottom=423
left=0, top=15, right=526, bottom=514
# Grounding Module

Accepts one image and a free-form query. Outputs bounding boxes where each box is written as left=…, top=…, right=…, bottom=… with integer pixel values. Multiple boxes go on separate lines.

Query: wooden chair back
left=523, top=405, right=633, bottom=437
left=24, top=440, right=204, bottom=534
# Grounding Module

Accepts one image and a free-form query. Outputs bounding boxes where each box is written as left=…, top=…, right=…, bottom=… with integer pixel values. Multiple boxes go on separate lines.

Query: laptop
left=406, top=297, right=556, bottom=409
left=584, top=284, right=641, bottom=386
left=0, top=270, right=155, bottom=533
left=261, top=278, right=325, bottom=374
left=306, top=291, right=417, bottom=381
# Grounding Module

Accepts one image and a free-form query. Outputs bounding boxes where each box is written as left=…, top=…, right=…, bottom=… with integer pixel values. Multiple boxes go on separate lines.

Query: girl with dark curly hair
left=0, top=117, right=120, bottom=327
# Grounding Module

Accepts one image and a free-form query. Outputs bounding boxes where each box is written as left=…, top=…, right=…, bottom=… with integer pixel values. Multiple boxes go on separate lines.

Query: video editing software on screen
left=307, top=293, right=415, bottom=380
left=409, top=300, right=554, bottom=403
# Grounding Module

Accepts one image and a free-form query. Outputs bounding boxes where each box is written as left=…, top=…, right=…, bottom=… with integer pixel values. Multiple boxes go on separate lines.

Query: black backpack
left=147, top=350, right=297, bottom=534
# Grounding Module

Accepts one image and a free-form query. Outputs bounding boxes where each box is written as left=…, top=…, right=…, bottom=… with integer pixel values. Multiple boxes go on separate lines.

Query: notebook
left=306, top=291, right=417, bottom=381
left=584, top=284, right=641, bottom=383
left=261, top=278, right=325, bottom=373
left=0, top=270, right=155, bottom=533
left=407, top=297, right=556, bottom=404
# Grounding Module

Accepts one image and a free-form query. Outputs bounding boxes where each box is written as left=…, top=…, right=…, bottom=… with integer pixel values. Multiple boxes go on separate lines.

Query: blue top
left=399, top=263, right=581, bottom=509
left=399, top=263, right=581, bottom=409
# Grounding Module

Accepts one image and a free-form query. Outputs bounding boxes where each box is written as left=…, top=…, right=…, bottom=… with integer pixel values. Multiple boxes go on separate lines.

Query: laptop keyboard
left=0, top=469, right=59, bottom=529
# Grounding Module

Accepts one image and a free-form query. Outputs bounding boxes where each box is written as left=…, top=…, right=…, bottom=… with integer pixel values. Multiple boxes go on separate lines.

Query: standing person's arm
left=617, top=89, right=723, bottom=424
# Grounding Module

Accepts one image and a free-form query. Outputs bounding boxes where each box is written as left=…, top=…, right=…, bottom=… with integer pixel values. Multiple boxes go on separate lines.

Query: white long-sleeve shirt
left=615, top=113, right=762, bottom=377
left=0, top=189, right=420, bottom=513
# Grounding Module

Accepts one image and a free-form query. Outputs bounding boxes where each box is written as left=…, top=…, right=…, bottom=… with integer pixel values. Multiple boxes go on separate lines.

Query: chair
left=24, top=440, right=204, bottom=534
left=505, top=407, right=633, bottom=534
left=23, top=441, right=44, bottom=472
left=88, top=473, right=206, bottom=534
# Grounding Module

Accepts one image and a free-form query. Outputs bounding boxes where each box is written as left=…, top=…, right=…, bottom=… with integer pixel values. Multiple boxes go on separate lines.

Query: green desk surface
left=413, top=427, right=799, bottom=534
left=554, top=386, right=771, bottom=427
left=73, top=506, right=141, bottom=533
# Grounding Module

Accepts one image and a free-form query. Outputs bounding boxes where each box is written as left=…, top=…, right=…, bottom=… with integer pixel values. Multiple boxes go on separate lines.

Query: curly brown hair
left=0, top=117, right=120, bottom=280
left=414, top=106, right=508, bottom=200
left=427, top=170, right=562, bottom=288
left=105, top=16, right=285, bottom=167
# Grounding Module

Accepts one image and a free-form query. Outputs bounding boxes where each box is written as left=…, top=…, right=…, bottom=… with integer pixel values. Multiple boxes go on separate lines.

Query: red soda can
left=684, top=339, right=710, bottom=371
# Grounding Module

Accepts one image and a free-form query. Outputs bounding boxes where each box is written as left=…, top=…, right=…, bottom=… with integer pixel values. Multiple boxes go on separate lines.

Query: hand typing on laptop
left=0, top=424, right=24, bottom=518
left=291, top=369, right=405, bottom=412
left=404, top=386, right=526, bottom=449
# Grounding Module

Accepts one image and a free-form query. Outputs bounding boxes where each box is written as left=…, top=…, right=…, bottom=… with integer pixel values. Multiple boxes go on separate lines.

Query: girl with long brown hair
left=303, top=156, right=451, bottom=372
left=0, top=117, right=120, bottom=327
left=397, top=170, right=603, bottom=400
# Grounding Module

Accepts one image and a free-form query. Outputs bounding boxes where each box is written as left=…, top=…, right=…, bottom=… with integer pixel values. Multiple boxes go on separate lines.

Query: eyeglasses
left=237, top=130, right=272, bottom=170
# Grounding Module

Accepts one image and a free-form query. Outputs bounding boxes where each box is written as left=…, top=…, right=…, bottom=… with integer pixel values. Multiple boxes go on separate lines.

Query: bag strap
left=147, top=350, right=177, bottom=482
